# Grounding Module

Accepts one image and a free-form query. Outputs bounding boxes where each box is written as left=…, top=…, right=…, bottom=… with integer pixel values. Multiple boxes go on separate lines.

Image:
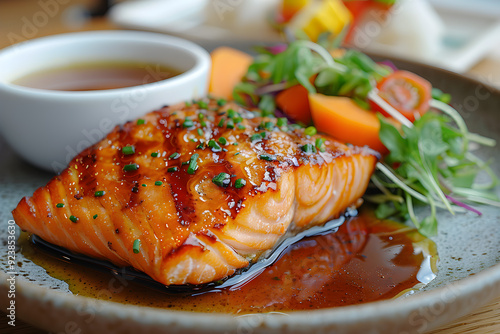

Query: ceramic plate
left=1, top=57, right=500, bottom=334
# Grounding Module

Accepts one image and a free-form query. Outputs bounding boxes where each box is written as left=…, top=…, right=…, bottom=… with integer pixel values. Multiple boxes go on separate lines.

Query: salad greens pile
left=233, top=40, right=390, bottom=117
left=233, top=40, right=499, bottom=236
left=374, top=105, right=498, bottom=236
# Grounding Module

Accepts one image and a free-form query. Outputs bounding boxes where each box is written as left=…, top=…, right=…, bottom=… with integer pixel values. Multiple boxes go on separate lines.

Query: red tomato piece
left=371, top=70, right=432, bottom=122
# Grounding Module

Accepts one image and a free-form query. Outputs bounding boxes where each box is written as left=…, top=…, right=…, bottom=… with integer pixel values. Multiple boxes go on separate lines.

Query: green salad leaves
left=371, top=104, right=498, bottom=236
left=232, top=40, right=499, bottom=237
left=233, top=40, right=390, bottom=115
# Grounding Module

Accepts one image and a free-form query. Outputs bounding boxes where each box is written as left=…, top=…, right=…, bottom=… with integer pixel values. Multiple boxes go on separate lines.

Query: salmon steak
left=12, top=99, right=378, bottom=286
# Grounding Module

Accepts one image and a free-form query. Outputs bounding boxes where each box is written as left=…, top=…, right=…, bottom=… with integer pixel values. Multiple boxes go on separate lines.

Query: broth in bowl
left=12, top=61, right=181, bottom=91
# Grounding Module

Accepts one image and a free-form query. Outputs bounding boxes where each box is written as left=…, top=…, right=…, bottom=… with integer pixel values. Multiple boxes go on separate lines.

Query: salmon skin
left=13, top=98, right=378, bottom=286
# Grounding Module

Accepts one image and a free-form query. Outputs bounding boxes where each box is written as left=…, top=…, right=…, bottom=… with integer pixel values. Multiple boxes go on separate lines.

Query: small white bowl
left=0, top=30, right=210, bottom=172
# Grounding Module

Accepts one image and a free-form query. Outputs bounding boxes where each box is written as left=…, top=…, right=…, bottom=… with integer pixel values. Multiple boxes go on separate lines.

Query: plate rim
left=2, top=262, right=500, bottom=331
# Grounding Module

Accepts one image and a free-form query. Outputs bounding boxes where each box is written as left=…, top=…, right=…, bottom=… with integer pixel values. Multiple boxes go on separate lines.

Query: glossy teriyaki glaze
left=20, top=210, right=436, bottom=313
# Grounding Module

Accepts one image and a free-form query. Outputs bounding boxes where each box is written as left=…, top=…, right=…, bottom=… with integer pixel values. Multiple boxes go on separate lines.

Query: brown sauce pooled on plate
left=19, top=210, right=437, bottom=313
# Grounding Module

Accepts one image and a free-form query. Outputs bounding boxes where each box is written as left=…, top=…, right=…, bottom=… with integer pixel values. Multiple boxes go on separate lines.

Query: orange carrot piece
left=276, top=85, right=313, bottom=125
left=209, top=47, right=253, bottom=100
left=309, top=93, right=387, bottom=153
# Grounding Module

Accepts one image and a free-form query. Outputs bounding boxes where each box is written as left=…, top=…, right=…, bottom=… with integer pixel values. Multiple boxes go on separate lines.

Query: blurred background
left=1, top=0, right=499, bottom=87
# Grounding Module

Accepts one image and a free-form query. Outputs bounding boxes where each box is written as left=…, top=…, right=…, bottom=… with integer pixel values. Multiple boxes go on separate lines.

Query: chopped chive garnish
left=155, top=181, right=163, bottom=186
left=212, top=172, right=231, bottom=187
left=136, top=119, right=145, bottom=125
left=185, top=101, right=192, bottom=107
left=142, top=184, right=147, bottom=187
left=200, top=121, right=207, bottom=127
left=217, top=98, right=227, bottom=106
left=167, top=166, right=178, bottom=172
left=237, top=124, right=245, bottom=130
left=169, top=152, right=180, bottom=160
left=227, top=109, right=236, bottom=118
left=301, top=143, right=317, bottom=153
left=315, top=138, right=326, bottom=152
left=233, top=142, right=238, bottom=146
left=208, top=139, right=222, bottom=151
left=183, top=118, right=194, bottom=128
left=277, top=117, right=287, bottom=127
left=93, top=214, right=98, bottom=219
left=69, top=215, right=78, bottom=223
left=56, top=203, right=64, bottom=208
left=264, top=121, right=274, bottom=131
left=182, top=161, right=189, bottom=165
left=260, top=132, right=267, bottom=139
left=261, top=110, right=274, bottom=117
left=94, top=190, right=105, bottom=197
left=226, top=119, right=234, bottom=129
left=187, top=153, right=199, bottom=174
left=133, top=239, right=141, bottom=254
left=123, top=163, right=139, bottom=172
left=198, top=113, right=205, bottom=120
left=151, top=152, right=159, bottom=157
left=234, top=117, right=243, bottom=124
left=234, top=178, right=246, bottom=189
left=197, top=128, right=204, bottom=136
left=217, top=119, right=225, bottom=128
left=190, top=138, right=197, bottom=143
left=251, top=134, right=262, bottom=142
left=122, top=145, right=135, bottom=155
left=304, top=126, right=317, bottom=136
left=218, top=137, right=227, bottom=145
left=196, top=144, right=204, bottom=149
left=198, top=101, right=208, bottom=109
left=234, top=152, right=240, bottom=156
left=259, top=154, right=276, bottom=161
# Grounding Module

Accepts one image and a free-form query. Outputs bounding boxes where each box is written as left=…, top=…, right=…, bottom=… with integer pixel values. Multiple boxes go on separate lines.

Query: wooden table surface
left=1, top=0, right=500, bottom=333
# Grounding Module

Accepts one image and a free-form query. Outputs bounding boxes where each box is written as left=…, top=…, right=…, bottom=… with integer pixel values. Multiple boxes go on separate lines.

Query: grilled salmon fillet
left=12, top=99, right=378, bottom=286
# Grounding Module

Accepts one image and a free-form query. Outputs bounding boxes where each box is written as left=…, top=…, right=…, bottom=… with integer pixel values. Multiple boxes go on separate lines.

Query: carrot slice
left=208, top=47, right=253, bottom=100
left=309, top=93, right=387, bottom=153
left=276, top=85, right=312, bottom=125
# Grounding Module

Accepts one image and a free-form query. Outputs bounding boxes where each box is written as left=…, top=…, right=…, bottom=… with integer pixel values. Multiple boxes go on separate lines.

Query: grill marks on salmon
left=12, top=99, right=378, bottom=285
